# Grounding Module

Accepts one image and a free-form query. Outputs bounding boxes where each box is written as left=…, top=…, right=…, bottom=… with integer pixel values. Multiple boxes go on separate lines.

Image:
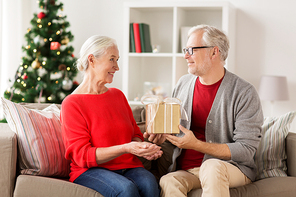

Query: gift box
left=145, top=101, right=181, bottom=134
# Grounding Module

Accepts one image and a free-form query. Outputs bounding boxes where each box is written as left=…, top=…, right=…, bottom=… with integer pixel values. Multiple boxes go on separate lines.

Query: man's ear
left=211, top=47, right=220, bottom=59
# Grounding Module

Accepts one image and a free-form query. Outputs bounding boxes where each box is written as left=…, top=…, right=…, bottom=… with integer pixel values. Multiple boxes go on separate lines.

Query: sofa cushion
left=255, top=111, right=296, bottom=180
left=19, top=102, right=61, bottom=110
left=188, top=176, right=296, bottom=197
left=14, top=175, right=103, bottom=197
left=1, top=98, right=70, bottom=177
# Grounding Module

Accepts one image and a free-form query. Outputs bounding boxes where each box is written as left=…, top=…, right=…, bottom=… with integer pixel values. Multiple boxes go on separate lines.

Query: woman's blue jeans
left=74, top=167, right=160, bottom=197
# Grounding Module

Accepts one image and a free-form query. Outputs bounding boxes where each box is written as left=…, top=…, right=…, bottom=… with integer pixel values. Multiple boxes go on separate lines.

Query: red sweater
left=61, top=88, right=144, bottom=182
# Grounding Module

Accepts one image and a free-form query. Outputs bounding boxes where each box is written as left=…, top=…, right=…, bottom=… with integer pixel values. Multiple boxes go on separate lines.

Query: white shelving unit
left=122, top=1, right=236, bottom=104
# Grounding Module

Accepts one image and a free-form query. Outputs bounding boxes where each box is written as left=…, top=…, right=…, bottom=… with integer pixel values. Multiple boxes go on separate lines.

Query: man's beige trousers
left=160, top=158, right=251, bottom=197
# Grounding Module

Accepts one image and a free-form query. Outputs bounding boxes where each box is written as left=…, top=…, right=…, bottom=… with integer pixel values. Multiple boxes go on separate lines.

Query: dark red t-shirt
left=177, top=77, right=223, bottom=170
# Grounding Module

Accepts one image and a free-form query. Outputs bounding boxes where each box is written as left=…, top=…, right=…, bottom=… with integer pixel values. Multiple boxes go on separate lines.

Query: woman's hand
left=125, top=141, right=163, bottom=160
left=95, top=141, right=163, bottom=165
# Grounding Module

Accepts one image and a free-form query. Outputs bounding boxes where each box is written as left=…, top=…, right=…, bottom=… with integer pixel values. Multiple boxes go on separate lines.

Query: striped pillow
left=1, top=97, right=70, bottom=177
left=255, top=111, right=296, bottom=180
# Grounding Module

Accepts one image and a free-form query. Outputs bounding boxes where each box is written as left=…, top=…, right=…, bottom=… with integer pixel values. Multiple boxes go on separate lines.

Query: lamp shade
left=258, top=75, right=289, bottom=101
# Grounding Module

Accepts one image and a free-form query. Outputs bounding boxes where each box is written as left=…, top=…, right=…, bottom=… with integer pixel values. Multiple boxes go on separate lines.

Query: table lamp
left=258, top=75, right=289, bottom=115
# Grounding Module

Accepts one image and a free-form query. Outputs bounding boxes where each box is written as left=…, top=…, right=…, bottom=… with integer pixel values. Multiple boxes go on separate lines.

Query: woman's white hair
left=76, top=35, right=117, bottom=72
left=188, top=24, right=229, bottom=64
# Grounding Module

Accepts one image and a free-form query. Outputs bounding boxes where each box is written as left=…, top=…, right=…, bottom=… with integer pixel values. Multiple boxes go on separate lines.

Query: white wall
left=1, top=0, right=295, bottom=130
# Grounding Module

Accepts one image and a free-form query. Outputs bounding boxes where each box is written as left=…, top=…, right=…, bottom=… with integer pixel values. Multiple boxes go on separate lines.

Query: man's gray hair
left=188, top=24, right=229, bottom=64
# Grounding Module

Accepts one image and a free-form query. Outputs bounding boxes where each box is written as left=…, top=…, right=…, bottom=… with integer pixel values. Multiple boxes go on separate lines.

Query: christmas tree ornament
left=38, top=67, right=47, bottom=76
left=60, top=45, right=67, bottom=50
left=62, top=77, right=73, bottom=90
left=50, top=72, right=62, bottom=80
left=32, top=58, right=41, bottom=69
left=22, top=73, right=28, bottom=80
left=34, top=35, right=45, bottom=46
left=59, top=92, right=66, bottom=100
left=73, top=81, right=79, bottom=86
left=61, top=37, right=69, bottom=45
left=37, top=12, right=46, bottom=19
left=50, top=42, right=61, bottom=50
left=58, top=64, right=67, bottom=71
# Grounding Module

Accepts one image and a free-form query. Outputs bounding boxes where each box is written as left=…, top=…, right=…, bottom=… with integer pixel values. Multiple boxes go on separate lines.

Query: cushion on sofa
left=1, top=98, right=70, bottom=177
left=14, top=175, right=103, bottom=197
left=255, top=111, right=296, bottom=180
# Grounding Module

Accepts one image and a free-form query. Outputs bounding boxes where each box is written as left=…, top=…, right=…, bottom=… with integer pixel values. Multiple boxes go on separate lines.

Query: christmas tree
left=3, top=0, right=78, bottom=104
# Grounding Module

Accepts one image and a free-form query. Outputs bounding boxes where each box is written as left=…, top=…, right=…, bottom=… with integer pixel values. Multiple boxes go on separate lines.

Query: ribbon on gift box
left=141, top=95, right=188, bottom=134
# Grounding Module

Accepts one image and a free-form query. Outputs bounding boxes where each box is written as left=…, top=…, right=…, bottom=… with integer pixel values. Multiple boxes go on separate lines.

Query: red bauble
left=22, top=73, right=28, bottom=80
left=50, top=42, right=61, bottom=50
left=37, top=12, right=46, bottom=19
left=71, top=54, right=75, bottom=57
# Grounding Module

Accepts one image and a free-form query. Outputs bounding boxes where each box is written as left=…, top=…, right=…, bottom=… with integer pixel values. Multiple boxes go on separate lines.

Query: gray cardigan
left=170, top=69, right=263, bottom=182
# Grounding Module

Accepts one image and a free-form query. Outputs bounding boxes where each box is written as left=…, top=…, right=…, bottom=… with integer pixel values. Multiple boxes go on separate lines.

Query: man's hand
left=165, top=125, right=200, bottom=150
left=166, top=125, right=232, bottom=160
left=143, top=132, right=168, bottom=145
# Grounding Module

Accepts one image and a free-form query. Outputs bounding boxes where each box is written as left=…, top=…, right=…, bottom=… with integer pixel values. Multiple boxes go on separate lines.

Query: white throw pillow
left=255, top=111, right=296, bottom=180
left=1, top=97, right=70, bottom=177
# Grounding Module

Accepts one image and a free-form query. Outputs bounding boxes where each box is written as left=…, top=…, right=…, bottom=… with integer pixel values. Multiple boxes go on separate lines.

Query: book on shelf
left=130, top=23, right=152, bottom=53
left=133, top=23, right=142, bottom=53
left=139, top=23, right=152, bottom=52
left=129, top=23, right=135, bottom=52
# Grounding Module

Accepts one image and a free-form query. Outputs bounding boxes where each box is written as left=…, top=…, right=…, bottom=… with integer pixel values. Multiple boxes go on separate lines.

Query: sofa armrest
left=286, top=132, right=296, bottom=177
left=0, top=123, right=18, bottom=197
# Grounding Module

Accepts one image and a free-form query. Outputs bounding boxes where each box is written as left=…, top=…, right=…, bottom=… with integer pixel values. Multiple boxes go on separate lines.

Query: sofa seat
left=13, top=175, right=102, bottom=197
left=188, top=176, right=296, bottom=197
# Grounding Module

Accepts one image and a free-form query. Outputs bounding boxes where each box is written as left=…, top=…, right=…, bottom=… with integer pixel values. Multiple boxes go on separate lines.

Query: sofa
left=1, top=102, right=296, bottom=197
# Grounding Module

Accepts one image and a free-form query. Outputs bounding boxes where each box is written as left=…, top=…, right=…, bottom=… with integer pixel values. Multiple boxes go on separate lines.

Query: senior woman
left=61, top=35, right=162, bottom=197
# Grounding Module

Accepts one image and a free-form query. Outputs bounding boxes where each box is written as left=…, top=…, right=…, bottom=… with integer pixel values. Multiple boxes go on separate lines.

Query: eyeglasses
left=182, top=46, right=215, bottom=55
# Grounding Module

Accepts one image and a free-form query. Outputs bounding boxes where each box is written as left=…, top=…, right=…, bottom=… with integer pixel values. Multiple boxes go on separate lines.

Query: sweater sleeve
left=226, top=85, right=263, bottom=163
left=61, top=97, right=98, bottom=169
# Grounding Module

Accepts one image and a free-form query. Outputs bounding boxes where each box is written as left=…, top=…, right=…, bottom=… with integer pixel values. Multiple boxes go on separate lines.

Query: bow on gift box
left=141, top=95, right=188, bottom=134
